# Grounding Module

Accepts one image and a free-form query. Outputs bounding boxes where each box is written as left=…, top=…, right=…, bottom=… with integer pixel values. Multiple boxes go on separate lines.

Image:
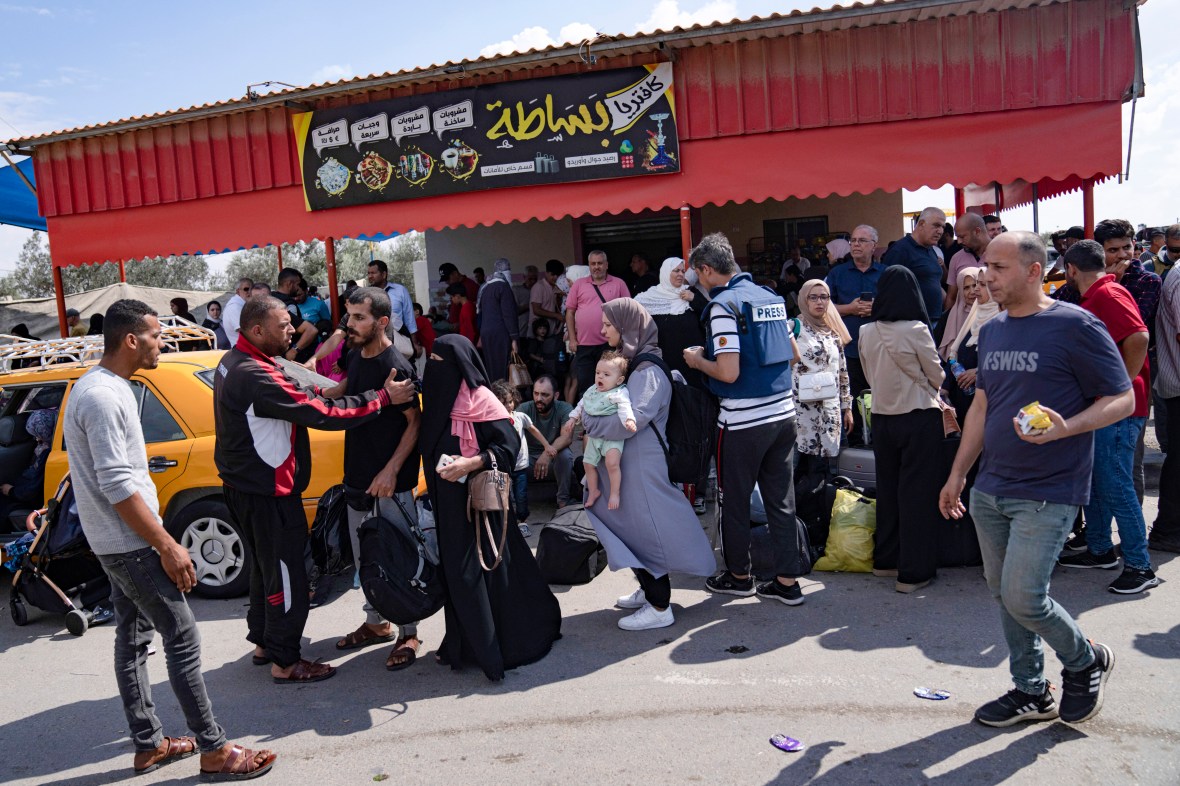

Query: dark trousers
left=1155, top=390, right=1170, bottom=453
left=633, top=569, right=671, bottom=609
left=97, top=547, right=227, bottom=754
left=872, top=409, right=943, bottom=584
left=1153, top=396, right=1180, bottom=543
left=225, top=486, right=309, bottom=668
left=718, top=417, right=810, bottom=579
left=846, top=355, right=870, bottom=446
left=573, top=343, right=607, bottom=399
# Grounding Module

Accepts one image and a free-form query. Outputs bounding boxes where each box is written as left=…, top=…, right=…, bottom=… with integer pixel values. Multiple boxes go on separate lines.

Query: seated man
left=516, top=375, right=575, bottom=514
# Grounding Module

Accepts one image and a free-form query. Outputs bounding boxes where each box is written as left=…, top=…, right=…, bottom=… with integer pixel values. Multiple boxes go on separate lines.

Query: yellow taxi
left=0, top=323, right=418, bottom=599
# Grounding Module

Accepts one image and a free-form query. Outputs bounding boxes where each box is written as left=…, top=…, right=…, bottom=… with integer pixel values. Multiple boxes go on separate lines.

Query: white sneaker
left=616, top=588, right=647, bottom=609
left=618, top=603, right=674, bottom=631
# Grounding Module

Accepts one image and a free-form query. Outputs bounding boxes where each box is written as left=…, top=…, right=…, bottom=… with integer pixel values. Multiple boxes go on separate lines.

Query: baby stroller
left=9, top=475, right=111, bottom=635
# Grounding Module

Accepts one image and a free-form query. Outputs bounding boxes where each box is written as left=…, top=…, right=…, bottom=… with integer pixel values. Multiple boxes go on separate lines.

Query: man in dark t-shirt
left=516, top=375, right=574, bottom=507
left=320, top=287, right=424, bottom=671
left=940, top=232, right=1133, bottom=729
left=882, top=208, right=946, bottom=322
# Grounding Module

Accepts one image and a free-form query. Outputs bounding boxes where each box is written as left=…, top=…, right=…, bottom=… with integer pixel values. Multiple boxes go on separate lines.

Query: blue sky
left=1, top=0, right=1177, bottom=273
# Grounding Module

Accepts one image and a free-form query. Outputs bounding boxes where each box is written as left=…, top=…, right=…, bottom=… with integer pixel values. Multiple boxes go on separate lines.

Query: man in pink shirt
left=945, top=212, right=991, bottom=311
left=565, top=250, right=629, bottom=397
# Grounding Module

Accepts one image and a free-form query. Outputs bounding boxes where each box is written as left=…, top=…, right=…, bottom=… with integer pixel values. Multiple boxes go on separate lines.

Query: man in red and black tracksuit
left=214, top=297, right=416, bottom=684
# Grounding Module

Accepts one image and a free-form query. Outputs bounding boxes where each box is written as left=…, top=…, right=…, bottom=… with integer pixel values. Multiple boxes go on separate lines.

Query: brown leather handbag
left=467, top=453, right=511, bottom=571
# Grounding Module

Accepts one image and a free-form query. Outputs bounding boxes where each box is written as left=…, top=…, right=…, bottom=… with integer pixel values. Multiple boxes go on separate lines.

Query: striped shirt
left=708, top=307, right=795, bottom=430
left=1156, top=270, right=1180, bottom=399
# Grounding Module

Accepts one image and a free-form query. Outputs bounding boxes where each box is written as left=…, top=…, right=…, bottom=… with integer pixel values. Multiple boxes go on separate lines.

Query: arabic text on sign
left=480, top=161, right=537, bottom=177
left=564, top=152, right=618, bottom=169
left=485, top=94, right=610, bottom=142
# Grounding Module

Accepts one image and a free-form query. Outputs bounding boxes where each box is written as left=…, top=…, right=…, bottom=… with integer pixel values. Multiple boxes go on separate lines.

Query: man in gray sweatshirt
left=63, top=299, right=275, bottom=781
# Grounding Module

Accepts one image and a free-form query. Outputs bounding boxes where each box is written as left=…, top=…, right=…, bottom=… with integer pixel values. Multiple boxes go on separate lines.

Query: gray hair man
left=882, top=207, right=946, bottom=321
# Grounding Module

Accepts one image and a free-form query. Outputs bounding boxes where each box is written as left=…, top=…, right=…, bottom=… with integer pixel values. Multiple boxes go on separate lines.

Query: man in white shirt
left=221, top=277, right=253, bottom=348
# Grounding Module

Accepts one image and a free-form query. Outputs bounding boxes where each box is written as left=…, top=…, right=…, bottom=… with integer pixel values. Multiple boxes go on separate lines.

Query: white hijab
left=634, top=257, right=691, bottom=316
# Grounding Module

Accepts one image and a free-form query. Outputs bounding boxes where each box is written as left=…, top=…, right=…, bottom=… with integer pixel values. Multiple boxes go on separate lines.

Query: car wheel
left=170, top=499, right=251, bottom=599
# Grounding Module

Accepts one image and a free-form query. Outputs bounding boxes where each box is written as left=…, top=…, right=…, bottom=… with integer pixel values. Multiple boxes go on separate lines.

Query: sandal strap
left=164, top=736, right=196, bottom=756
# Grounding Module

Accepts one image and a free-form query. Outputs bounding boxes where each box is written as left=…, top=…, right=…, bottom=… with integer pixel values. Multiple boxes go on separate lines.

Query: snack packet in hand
left=1017, top=402, right=1053, bottom=435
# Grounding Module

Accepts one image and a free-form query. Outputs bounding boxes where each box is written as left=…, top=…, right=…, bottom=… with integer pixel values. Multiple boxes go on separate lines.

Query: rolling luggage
left=536, top=504, right=607, bottom=585
left=836, top=448, right=876, bottom=494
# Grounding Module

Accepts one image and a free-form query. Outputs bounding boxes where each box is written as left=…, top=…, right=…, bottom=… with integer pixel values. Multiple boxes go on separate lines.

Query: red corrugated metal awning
left=44, top=101, right=1121, bottom=266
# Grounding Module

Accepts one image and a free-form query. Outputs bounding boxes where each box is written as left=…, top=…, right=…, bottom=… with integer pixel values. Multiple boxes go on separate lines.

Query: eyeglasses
left=849, top=238, right=875, bottom=245
left=806, top=294, right=831, bottom=303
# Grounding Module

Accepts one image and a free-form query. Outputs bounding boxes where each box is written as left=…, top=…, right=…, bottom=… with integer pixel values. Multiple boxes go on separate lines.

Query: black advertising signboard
left=292, top=63, right=679, bottom=211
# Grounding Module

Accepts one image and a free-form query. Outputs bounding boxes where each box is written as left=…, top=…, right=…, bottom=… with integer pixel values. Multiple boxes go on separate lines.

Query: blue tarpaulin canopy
left=0, top=158, right=46, bottom=231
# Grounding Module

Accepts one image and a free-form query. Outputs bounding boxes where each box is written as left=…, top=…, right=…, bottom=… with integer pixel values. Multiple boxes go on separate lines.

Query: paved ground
left=2, top=449, right=1177, bottom=785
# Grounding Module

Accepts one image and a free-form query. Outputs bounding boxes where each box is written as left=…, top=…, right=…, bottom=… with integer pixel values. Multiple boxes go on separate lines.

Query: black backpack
left=357, top=496, right=445, bottom=625
left=310, top=485, right=352, bottom=576
left=632, top=353, right=718, bottom=485
left=536, top=504, right=607, bottom=585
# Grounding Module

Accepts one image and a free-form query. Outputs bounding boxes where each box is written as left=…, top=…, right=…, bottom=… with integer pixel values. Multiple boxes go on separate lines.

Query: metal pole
left=1031, top=184, right=1040, bottom=234
left=118, top=259, right=126, bottom=283
left=680, top=204, right=692, bottom=264
left=954, top=187, right=965, bottom=219
left=53, top=263, right=68, bottom=337
left=1082, top=179, right=1095, bottom=239
left=0, top=148, right=36, bottom=195
left=276, top=244, right=283, bottom=272
left=325, top=237, right=340, bottom=325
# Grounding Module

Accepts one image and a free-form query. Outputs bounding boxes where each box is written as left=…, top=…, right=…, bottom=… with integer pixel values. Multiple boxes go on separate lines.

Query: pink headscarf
left=450, top=381, right=510, bottom=458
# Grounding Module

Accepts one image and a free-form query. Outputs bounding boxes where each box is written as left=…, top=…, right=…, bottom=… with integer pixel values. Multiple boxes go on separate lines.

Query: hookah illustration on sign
left=649, top=113, right=675, bottom=169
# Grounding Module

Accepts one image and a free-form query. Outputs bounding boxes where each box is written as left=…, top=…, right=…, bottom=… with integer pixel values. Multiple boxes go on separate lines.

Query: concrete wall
left=424, top=218, right=575, bottom=277
left=700, top=190, right=905, bottom=263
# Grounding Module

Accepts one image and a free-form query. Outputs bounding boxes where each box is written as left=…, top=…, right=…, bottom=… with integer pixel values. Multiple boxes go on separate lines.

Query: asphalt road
left=2, top=453, right=1177, bottom=785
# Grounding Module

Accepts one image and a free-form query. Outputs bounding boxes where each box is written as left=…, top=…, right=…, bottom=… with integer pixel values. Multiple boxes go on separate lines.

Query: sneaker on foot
left=974, top=688, right=1059, bottom=727
left=1059, top=642, right=1114, bottom=723
left=1107, top=566, right=1159, bottom=594
left=1057, top=549, right=1119, bottom=570
left=1061, top=529, right=1089, bottom=553
left=756, top=580, right=804, bottom=606
left=705, top=571, right=755, bottom=597
left=616, top=587, right=647, bottom=609
left=518, top=523, right=532, bottom=538
left=692, top=497, right=707, bottom=515
left=1147, top=536, right=1180, bottom=554
left=618, top=603, right=674, bottom=631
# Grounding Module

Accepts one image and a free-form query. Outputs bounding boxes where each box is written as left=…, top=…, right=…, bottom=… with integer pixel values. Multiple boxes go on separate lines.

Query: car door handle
left=148, top=456, right=178, bottom=473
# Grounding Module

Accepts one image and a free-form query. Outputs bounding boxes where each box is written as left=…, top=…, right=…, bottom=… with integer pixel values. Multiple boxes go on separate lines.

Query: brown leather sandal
left=335, top=622, right=395, bottom=651
left=199, top=744, right=277, bottom=782
left=133, top=735, right=197, bottom=774
left=272, top=659, right=337, bottom=684
left=385, top=636, right=421, bottom=672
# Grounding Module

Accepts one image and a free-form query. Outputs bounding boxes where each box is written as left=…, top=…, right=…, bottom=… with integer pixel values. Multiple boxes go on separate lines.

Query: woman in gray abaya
left=579, top=298, right=716, bottom=631
left=476, top=258, right=520, bottom=382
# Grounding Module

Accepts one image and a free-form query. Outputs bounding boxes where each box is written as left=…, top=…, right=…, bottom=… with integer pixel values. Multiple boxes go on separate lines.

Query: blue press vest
left=703, top=274, right=794, bottom=399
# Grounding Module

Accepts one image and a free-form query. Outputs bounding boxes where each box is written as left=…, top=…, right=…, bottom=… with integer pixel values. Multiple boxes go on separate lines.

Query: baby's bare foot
left=608, top=493, right=621, bottom=510
left=586, top=487, right=601, bottom=508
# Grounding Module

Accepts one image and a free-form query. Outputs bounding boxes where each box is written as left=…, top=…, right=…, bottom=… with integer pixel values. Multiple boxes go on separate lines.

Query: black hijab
left=419, top=334, right=492, bottom=460
left=872, top=265, right=931, bottom=326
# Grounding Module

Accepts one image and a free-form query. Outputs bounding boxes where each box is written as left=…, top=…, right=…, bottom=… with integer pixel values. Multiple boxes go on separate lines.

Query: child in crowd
left=492, top=380, right=554, bottom=538
left=561, top=351, right=636, bottom=510
left=529, top=318, right=556, bottom=380
left=447, top=283, right=477, bottom=344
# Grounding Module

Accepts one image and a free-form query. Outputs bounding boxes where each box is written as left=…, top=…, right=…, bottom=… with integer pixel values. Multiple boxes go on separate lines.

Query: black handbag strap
left=591, top=283, right=607, bottom=304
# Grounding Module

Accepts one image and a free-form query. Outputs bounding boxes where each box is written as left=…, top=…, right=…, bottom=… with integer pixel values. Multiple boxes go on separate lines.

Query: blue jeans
left=97, top=547, right=227, bottom=754
left=511, top=470, right=529, bottom=522
left=1085, top=416, right=1151, bottom=570
left=970, top=490, right=1095, bottom=695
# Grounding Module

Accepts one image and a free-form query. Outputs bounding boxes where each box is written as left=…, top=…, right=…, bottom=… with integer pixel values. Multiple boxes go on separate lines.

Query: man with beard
left=214, top=297, right=415, bottom=684
left=517, top=375, right=575, bottom=511
left=320, top=288, right=425, bottom=671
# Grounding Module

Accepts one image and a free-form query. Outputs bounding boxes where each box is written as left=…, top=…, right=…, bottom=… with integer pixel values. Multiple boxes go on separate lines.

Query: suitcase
left=536, top=504, right=607, bottom=585
left=837, top=448, right=877, bottom=494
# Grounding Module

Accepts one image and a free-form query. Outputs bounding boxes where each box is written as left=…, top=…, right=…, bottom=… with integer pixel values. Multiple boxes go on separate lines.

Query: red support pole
left=276, top=244, right=283, bottom=272
left=325, top=237, right=340, bottom=325
left=680, top=204, right=692, bottom=264
left=1082, top=178, right=1095, bottom=239
left=953, top=188, right=965, bottom=219
left=118, top=259, right=126, bottom=283
left=53, top=264, right=68, bottom=338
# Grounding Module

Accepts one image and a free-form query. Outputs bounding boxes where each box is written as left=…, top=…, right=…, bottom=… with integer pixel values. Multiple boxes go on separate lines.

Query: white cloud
left=0, top=4, right=52, bottom=16
left=479, top=26, right=565, bottom=58
left=310, top=64, right=354, bottom=85
left=634, top=0, right=737, bottom=34
left=0, top=90, right=76, bottom=138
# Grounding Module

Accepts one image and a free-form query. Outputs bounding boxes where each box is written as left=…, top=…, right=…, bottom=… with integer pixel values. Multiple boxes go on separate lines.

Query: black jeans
left=224, top=486, right=310, bottom=668
left=1153, top=396, right=1180, bottom=543
left=872, top=409, right=943, bottom=584
left=573, top=343, right=607, bottom=400
left=845, top=355, right=870, bottom=446
left=718, top=417, right=810, bottom=579
left=633, top=569, right=671, bottom=609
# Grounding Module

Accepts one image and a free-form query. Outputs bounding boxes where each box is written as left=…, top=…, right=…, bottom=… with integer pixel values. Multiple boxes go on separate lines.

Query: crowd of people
left=53, top=209, right=1179, bottom=778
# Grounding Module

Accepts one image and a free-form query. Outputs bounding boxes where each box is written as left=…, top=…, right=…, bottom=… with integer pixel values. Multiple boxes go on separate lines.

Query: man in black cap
left=438, top=263, right=478, bottom=328
left=66, top=307, right=87, bottom=337
left=1050, top=227, right=1088, bottom=305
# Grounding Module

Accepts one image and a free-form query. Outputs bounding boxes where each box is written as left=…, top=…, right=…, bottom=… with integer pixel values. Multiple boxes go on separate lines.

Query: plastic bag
left=813, top=486, right=876, bottom=573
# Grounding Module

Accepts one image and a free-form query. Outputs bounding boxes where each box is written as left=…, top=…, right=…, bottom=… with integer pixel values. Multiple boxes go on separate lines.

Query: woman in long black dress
left=419, top=335, right=561, bottom=680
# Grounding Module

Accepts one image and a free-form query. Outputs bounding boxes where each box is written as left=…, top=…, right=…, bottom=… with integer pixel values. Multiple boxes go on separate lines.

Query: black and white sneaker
left=1057, top=549, right=1119, bottom=570
left=1059, top=641, right=1114, bottom=723
left=705, top=571, right=755, bottom=597
left=1061, top=529, right=1089, bottom=553
left=1108, top=567, right=1159, bottom=594
left=974, top=688, right=1059, bottom=727
left=756, top=580, right=804, bottom=606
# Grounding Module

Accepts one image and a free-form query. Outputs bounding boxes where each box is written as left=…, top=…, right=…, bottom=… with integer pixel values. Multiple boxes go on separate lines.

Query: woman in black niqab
left=419, top=334, right=561, bottom=681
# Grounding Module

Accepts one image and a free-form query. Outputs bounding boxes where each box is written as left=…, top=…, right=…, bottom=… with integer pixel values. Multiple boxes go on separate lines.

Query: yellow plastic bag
left=813, top=487, right=876, bottom=572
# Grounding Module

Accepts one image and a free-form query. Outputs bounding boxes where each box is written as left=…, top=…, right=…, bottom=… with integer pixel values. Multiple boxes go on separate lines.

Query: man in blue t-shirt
left=882, top=207, right=946, bottom=322
left=939, top=232, right=1133, bottom=730
left=827, top=223, right=884, bottom=445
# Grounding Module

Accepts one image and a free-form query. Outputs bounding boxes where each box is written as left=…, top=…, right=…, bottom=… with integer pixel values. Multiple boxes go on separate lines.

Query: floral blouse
left=792, top=321, right=852, bottom=458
